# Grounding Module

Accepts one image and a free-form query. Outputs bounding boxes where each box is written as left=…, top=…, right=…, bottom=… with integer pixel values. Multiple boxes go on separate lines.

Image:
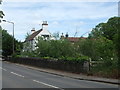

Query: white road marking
left=10, top=72, right=25, bottom=78
left=4, top=61, right=9, bottom=63
left=0, top=67, right=7, bottom=71
left=33, top=79, right=62, bottom=89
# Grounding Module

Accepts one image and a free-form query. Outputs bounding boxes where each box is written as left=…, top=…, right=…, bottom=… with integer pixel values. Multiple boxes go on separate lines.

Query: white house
left=23, top=21, right=55, bottom=51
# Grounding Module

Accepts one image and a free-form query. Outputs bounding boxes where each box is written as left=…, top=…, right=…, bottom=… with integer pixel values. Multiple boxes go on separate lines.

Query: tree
left=14, top=40, right=23, bottom=55
left=95, top=37, right=116, bottom=62
left=35, top=37, right=77, bottom=58
left=0, top=0, right=2, bottom=4
left=36, top=37, right=51, bottom=57
left=2, top=30, right=13, bottom=57
left=88, top=23, right=105, bottom=38
left=102, top=17, right=119, bottom=41
left=48, top=39, right=75, bottom=58
left=88, top=17, right=119, bottom=77
left=2, top=29, right=23, bottom=57
left=88, top=16, right=120, bottom=62
left=0, top=0, right=4, bottom=55
left=0, top=11, right=4, bottom=19
left=0, top=27, right=2, bottom=55
left=89, top=17, right=120, bottom=41
left=25, top=32, right=31, bottom=40
left=53, top=32, right=59, bottom=40
left=78, top=39, right=98, bottom=61
left=0, top=0, right=5, bottom=22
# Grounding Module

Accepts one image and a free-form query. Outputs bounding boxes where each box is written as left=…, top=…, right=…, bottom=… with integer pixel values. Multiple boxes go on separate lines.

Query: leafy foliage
left=88, top=17, right=119, bottom=78
left=89, top=17, right=119, bottom=41
left=21, top=17, right=119, bottom=78
left=35, top=37, right=78, bottom=58
left=2, top=29, right=23, bottom=57
left=22, top=36, right=89, bottom=61
left=0, top=0, right=5, bottom=22
left=77, top=39, right=98, bottom=61
left=2, top=30, right=13, bottom=57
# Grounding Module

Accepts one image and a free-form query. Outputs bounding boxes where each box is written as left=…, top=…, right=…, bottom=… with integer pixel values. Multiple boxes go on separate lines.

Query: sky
left=1, top=0, right=118, bottom=41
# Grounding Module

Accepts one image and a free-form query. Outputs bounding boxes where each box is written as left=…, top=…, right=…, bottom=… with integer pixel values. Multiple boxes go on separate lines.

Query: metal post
left=2, top=20, right=15, bottom=54
left=13, top=22, right=14, bottom=54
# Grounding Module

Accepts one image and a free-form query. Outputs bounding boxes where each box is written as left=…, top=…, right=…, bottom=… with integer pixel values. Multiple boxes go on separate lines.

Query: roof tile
left=25, top=29, right=42, bottom=42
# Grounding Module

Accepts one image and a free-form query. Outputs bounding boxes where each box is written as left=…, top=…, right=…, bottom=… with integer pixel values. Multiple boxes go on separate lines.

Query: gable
left=39, top=29, right=52, bottom=35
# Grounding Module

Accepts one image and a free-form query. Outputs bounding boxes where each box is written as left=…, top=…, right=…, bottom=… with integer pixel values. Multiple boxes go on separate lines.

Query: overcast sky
left=1, top=0, right=118, bottom=41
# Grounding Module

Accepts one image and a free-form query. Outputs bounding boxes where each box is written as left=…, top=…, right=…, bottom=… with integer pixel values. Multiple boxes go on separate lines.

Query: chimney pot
left=42, top=21, right=48, bottom=31
left=31, top=28, right=35, bottom=34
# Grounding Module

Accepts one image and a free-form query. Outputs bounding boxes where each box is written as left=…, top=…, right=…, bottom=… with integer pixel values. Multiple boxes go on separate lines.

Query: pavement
left=3, top=61, right=119, bottom=85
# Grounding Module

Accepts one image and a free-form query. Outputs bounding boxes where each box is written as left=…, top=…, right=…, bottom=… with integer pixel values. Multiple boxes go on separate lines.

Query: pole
left=2, top=20, right=15, bottom=54
left=13, top=23, right=14, bottom=54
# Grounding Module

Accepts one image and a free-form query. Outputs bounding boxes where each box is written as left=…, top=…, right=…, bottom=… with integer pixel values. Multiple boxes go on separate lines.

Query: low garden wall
left=5, top=57, right=90, bottom=73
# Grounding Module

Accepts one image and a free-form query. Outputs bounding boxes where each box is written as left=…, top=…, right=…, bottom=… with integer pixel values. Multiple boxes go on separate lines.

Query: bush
left=36, top=38, right=78, bottom=59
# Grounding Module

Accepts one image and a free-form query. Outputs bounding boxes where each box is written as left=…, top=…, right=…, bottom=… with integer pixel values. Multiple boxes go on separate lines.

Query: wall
left=6, top=57, right=90, bottom=73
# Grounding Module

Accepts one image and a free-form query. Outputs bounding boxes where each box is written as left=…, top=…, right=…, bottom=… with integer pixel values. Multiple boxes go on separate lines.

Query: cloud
left=27, top=2, right=117, bottom=20
left=1, top=1, right=118, bottom=41
left=2, top=2, right=117, bottom=21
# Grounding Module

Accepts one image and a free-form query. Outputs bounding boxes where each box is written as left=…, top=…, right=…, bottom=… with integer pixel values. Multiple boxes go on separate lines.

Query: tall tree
left=2, top=29, right=23, bottom=57
left=2, top=30, right=13, bottom=57
left=0, top=0, right=2, bottom=4
left=88, top=16, right=119, bottom=69
left=89, top=17, right=120, bottom=41
left=0, top=27, right=2, bottom=54
left=0, top=0, right=4, bottom=55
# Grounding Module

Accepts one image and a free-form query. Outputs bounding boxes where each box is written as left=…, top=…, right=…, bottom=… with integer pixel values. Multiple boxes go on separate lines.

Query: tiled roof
left=25, top=29, right=42, bottom=42
left=67, top=37, right=86, bottom=42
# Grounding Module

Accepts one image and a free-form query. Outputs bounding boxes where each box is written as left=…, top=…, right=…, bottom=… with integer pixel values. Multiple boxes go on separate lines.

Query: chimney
left=65, top=32, right=69, bottom=38
left=42, top=21, right=48, bottom=31
left=60, top=33, right=64, bottom=39
left=31, top=28, right=35, bottom=34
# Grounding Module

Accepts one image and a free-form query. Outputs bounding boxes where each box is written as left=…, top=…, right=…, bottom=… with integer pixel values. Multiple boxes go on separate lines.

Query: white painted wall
left=24, top=21, right=56, bottom=52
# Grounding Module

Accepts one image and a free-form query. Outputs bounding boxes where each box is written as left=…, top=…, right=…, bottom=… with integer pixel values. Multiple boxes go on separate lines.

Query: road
left=1, top=61, right=119, bottom=89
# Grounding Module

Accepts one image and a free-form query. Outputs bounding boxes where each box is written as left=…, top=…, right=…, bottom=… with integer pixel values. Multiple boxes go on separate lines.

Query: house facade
left=23, top=21, right=55, bottom=51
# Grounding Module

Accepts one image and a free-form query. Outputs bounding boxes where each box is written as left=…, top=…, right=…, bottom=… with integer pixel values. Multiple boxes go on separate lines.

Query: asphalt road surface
left=1, top=61, right=119, bottom=89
